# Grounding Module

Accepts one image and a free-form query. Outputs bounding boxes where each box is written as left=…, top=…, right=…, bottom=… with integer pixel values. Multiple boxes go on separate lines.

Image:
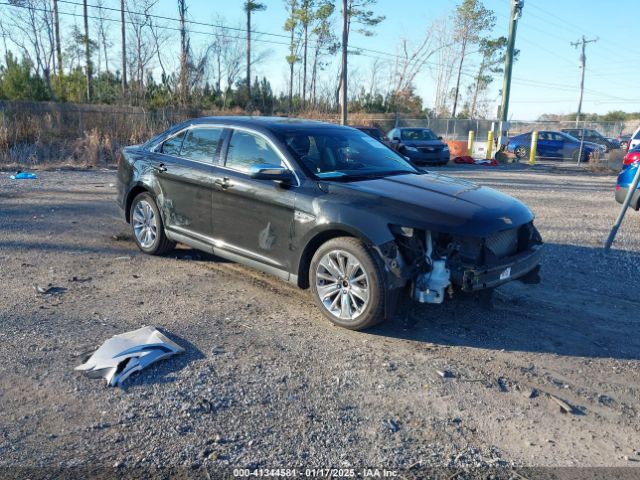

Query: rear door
left=536, top=132, right=554, bottom=157
left=210, top=128, right=298, bottom=272
left=149, top=126, right=224, bottom=239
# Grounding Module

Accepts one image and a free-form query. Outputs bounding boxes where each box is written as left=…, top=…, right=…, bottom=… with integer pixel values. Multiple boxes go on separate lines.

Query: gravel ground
left=0, top=163, right=639, bottom=477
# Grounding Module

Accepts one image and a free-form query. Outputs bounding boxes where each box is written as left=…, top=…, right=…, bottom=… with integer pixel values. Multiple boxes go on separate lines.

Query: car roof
left=190, top=116, right=347, bottom=133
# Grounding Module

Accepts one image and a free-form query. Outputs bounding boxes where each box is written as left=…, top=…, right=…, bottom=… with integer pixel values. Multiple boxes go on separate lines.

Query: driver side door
left=211, top=129, right=298, bottom=275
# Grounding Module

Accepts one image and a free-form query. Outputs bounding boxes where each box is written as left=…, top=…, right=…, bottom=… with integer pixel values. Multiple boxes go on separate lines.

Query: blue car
left=507, top=130, right=605, bottom=162
left=615, top=146, right=640, bottom=210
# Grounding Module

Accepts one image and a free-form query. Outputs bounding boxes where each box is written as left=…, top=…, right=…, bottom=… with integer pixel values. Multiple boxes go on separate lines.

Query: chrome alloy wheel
left=315, top=249, right=370, bottom=322
left=132, top=200, right=158, bottom=249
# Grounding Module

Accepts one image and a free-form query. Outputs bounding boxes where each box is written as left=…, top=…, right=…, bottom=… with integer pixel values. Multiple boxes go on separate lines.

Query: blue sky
left=42, top=0, right=640, bottom=119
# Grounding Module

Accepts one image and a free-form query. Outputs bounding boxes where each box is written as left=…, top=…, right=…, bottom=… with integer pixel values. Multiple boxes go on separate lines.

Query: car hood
left=323, top=173, right=533, bottom=237
left=582, top=141, right=603, bottom=150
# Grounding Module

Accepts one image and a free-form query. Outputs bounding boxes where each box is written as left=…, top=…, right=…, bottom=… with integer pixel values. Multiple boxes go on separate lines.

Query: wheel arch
left=296, top=227, right=377, bottom=289
left=125, top=184, right=152, bottom=223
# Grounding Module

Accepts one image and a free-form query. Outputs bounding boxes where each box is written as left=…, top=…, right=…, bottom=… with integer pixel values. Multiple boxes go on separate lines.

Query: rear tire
left=309, top=237, right=385, bottom=330
left=130, top=192, right=175, bottom=255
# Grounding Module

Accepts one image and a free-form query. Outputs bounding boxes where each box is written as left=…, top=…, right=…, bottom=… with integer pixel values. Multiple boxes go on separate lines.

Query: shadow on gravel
left=121, top=331, right=205, bottom=389
left=368, top=243, right=640, bottom=361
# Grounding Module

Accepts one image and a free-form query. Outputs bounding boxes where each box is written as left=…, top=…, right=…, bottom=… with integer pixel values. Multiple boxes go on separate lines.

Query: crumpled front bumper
left=450, top=243, right=543, bottom=292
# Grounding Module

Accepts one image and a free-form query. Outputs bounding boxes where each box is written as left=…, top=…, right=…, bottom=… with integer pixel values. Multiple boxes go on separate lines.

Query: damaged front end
left=381, top=222, right=543, bottom=304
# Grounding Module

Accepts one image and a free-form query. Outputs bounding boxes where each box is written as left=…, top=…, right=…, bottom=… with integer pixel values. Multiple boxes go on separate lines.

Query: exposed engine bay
left=388, top=224, right=543, bottom=304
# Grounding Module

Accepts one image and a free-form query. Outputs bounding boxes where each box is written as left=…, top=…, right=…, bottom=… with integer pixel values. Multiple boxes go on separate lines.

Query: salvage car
left=117, top=117, right=542, bottom=330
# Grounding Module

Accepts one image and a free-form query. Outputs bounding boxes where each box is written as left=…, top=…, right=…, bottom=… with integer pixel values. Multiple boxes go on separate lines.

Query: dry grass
left=588, top=149, right=625, bottom=173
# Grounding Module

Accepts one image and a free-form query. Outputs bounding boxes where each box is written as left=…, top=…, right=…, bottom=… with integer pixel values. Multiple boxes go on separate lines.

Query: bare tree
left=430, top=20, right=458, bottom=117
left=451, top=0, right=495, bottom=117
left=126, top=0, right=160, bottom=104
left=4, top=0, right=57, bottom=99
left=389, top=26, right=440, bottom=102
left=93, top=0, right=111, bottom=77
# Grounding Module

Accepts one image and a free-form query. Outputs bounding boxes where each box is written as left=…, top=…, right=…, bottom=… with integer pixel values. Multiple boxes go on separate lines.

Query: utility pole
left=340, top=0, right=348, bottom=125
left=571, top=35, right=598, bottom=124
left=83, top=0, right=92, bottom=102
left=53, top=0, right=64, bottom=98
left=497, top=0, right=524, bottom=151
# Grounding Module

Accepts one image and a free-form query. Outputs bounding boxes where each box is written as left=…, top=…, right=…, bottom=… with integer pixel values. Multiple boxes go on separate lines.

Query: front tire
left=130, top=192, right=175, bottom=255
left=514, top=145, right=528, bottom=159
left=309, top=237, right=385, bottom=330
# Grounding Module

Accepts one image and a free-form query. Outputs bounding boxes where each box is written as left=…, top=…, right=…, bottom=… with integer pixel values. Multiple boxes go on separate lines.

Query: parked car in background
left=387, top=127, right=450, bottom=166
left=561, top=128, right=619, bottom=152
left=629, top=126, right=640, bottom=152
left=615, top=146, right=640, bottom=209
left=606, top=137, right=622, bottom=149
left=353, top=125, right=390, bottom=146
left=117, top=117, right=542, bottom=331
left=507, top=130, right=605, bottom=162
left=617, top=134, right=632, bottom=151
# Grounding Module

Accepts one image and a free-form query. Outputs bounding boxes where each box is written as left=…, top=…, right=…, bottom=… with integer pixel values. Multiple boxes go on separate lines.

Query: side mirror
left=392, top=136, right=400, bottom=142
left=438, top=136, right=443, bottom=140
left=248, top=164, right=293, bottom=182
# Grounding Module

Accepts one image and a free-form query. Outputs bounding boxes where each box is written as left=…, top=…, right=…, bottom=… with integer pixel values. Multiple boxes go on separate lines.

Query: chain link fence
left=1, top=101, right=638, bottom=165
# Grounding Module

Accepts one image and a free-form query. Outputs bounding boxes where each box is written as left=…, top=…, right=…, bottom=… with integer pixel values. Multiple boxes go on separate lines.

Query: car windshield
left=558, top=132, right=580, bottom=142
left=280, top=128, right=417, bottom=180
left=400, top=128, right=438, bottom=141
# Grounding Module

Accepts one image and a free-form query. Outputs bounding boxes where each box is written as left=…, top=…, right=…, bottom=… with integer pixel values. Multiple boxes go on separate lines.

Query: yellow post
left=468, top=130, right=475, bottom=156
left=529, top=131, right=538, bottom=165
left=486, top=130, right=493, bottom=160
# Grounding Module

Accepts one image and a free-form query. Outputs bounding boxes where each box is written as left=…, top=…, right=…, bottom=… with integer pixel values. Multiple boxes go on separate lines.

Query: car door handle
left=153, top=163, right=167, bottom=173
left=214, top=177, right=232, bottom=189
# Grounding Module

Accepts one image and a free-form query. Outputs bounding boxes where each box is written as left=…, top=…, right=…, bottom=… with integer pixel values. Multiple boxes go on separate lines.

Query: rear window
left=179, top=128, right=223, bottom=163
left=160, top=132, right=185, bottom=155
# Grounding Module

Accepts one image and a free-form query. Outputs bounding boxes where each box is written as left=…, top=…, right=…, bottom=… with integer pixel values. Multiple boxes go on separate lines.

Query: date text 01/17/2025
left=232, top=468, right=399, bottom=477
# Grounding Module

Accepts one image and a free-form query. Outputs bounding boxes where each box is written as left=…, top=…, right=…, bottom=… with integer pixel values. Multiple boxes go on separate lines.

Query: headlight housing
left=389, top=224, right=414, bottom=237
left=404, top=146, right=419, bottom=153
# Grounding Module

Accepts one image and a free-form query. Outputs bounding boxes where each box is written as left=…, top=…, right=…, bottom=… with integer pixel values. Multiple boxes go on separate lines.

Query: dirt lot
left=1, top=163, right=639, bottom=476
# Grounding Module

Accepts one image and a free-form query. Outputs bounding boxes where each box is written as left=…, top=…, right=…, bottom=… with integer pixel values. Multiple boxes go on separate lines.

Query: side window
left=160, top=132, right=185, bottom=156
left=539, top=133, right=549, bottom=141
left=225, top=130, right=282, bottom=172
left=180, top=127, right=223, bottom=163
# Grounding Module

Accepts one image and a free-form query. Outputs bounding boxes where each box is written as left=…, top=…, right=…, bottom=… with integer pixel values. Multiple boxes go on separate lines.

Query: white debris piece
left=75, top=326, right=184, bottom=387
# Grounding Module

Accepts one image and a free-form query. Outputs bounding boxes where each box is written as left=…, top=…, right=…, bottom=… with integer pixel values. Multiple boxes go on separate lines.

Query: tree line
left=0, top=0, right=521, bottom=119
